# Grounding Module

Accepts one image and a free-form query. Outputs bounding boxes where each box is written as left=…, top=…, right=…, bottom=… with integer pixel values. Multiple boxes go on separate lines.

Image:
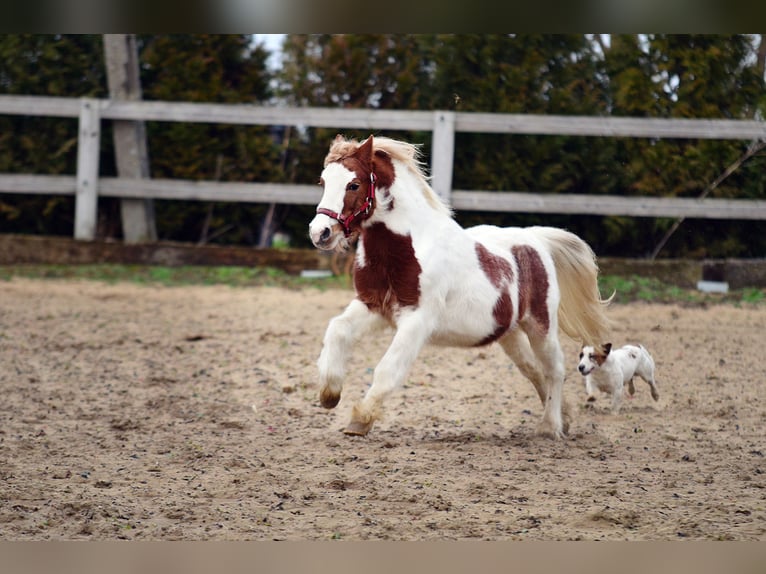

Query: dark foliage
left=1, top=34, right=764, bottom=256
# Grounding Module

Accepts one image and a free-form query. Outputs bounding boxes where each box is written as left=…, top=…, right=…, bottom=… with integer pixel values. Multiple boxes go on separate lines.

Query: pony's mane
left=325, top=136, right=452, bottom=217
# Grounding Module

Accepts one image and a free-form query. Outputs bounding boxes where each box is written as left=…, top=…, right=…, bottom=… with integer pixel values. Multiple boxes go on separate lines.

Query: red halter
left=316, top=172, right=377, bottom=237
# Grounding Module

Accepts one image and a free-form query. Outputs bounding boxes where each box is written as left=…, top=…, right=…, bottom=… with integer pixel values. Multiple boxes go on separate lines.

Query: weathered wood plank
left=431, top=111, right=455, bottom=202
left=451, top=190, right=766, bottom=220
left=0, top=233, right=329, bottom=274
left=99, top=178, right=321, bottom=205
left=454, top=113, right=766, bottom=139
left=0, top=95, right=80, bottom=118
left=104, top=34, right=157, bottom=243
left=3, top=94, right=764, bottom=141
left=0, top=175, right=76, bottom=194
left=98, top=100, right=437, bottom=131
left=2, top=172, right=763, bottom=221
left=74, top=99, right=100, bottom=240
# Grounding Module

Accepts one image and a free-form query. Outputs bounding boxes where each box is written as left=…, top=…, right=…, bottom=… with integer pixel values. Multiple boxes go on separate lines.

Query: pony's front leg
left=318, top=299, right=384, bottom=410
left=345, top=310, right=432, bottom=436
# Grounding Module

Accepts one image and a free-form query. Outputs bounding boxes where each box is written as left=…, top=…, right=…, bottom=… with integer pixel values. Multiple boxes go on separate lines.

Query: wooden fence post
left=431, top=111, right=455, bottom=204
left=103, top=34, right=157, bottom=243
left=74, top=98, right=100, bottom=240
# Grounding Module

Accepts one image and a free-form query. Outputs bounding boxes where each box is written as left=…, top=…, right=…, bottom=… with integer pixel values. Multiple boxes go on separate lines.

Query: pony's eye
left=348, top=182, right=360, bottom=192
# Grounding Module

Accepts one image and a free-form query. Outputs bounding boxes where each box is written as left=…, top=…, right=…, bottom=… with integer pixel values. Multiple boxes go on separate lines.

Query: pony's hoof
left=319, top=387, right=341, bottom=409
left=536, top=423, right=565, bottom=440
left=343, top=420, right=373, bottom=436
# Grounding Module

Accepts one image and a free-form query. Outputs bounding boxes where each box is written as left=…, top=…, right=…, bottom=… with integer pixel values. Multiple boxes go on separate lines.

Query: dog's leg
left=610, top=378, right=624, bottom=413
left=584, top=376, right=597, bottom=404
left=645, top=376, right=660, bottom=401
left=637, top=360, right=660, bottom=401
left=641, top=350, right=660, bottom=401
left=627, top=377, right=636, bottom=396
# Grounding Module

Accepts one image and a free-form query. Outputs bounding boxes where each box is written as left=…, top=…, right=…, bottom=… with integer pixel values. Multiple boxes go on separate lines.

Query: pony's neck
left=369, top=159, right=451, bottom=234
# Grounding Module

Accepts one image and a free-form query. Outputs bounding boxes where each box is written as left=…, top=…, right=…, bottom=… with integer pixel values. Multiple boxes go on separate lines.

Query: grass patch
left=0, top=263, right=351, bottom=291
left=598, top=274, right=765, bottom=306
left=0, top=264, right=763, bottom=306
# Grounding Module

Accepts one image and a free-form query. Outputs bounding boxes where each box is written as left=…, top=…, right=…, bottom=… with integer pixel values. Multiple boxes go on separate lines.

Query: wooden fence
left=1, top=94, right=765, bottom=241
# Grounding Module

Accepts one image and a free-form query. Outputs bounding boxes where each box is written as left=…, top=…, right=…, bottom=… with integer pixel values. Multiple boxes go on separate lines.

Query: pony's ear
left=354, top=135, right=374, bottom=166
left=602, top=342, right=612, bottom=355
left=334, top=134, right=345, bottom=143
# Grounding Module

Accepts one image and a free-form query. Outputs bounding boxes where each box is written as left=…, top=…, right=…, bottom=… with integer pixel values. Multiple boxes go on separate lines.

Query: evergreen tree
left=279, top=34, right=765, bottom=256
left=138, top=34, right=281, bottom=245
left=1, top=34, right=764, bottom=256
left=603, top=35, right=766, bottom=256
left=0, top=34, right=106, bottom=236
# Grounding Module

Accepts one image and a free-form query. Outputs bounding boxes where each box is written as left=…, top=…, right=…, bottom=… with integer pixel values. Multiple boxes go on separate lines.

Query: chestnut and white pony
left=309, top=135, right=612, bottom=439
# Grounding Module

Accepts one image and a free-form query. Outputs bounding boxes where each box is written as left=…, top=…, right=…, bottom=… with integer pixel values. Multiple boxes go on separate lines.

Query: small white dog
left=577, top=343, right=659, bottom=413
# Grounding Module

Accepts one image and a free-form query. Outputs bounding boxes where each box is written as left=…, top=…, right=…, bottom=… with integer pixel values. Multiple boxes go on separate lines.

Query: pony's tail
left=532, top=226, right=614, bottom=346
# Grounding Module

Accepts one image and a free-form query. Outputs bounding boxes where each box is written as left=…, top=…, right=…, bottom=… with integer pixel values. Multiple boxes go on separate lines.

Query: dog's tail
left=532, top=226, right=614, bottom=347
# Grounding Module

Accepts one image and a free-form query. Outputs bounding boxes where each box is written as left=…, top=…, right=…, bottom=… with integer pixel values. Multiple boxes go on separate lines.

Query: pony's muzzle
left=309, top=214, right=342, bottom=250
left=310, top=225, right=334, bottom=250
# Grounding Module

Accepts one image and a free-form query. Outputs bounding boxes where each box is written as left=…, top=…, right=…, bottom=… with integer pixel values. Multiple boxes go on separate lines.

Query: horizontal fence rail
left=0, top=94, right=765, bottom=241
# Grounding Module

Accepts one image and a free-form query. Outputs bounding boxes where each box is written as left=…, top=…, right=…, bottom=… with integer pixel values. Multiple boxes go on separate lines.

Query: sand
left=1, top=277, right=764, bottom=540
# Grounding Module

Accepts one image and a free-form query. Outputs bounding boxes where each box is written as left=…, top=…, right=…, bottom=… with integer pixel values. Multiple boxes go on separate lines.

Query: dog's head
left=578, top=343, right=612, bottom=376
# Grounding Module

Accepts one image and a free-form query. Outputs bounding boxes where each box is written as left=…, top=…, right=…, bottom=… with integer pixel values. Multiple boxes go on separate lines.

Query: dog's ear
left=602, top=342, right=612, bottom=355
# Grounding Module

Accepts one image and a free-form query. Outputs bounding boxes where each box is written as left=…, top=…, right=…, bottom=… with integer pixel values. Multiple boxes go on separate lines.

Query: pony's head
left=309, top=135, right=380, bottom=251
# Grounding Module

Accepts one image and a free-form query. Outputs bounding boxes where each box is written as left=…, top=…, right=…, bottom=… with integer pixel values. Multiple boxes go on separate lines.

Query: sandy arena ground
left=0, top=277, right=764, bottom=540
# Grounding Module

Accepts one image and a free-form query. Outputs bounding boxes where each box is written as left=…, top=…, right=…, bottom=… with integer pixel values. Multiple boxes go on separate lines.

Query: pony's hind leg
left=498, top=331, right=547, bottom=404
left=317, top=299, right=384, bottom=410
left=346, top=310, right=432, bottom=436
left=525, top=329, right=567, bottom=439
left=498, top=330, right=572, bottom=436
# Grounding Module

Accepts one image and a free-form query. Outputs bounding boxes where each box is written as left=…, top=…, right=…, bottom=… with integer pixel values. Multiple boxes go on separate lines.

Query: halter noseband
left=316, top=171, right=377, bottom=237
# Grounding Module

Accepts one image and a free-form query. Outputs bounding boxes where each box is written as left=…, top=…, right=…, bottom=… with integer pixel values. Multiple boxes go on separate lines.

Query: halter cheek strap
left=316, top=172, right=377, bottom=237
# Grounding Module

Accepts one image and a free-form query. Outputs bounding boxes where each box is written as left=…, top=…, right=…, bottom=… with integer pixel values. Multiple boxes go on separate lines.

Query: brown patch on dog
left=354, top=222, right=421, bottom=320
left=475, top=243, right=514, bottom=346
left=582, top=343, right=611, bottom=366
left=512, top=245, right=550, bottom=334
left=598, top=342, right=612, bottom=364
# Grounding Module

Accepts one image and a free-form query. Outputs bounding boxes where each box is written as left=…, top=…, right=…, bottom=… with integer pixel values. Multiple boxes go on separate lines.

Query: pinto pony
left=308, top=135, right=612, bottom=439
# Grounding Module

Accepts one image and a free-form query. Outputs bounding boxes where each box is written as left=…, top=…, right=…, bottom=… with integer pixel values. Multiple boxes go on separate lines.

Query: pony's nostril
left=320, top=227, right=331, bottom=242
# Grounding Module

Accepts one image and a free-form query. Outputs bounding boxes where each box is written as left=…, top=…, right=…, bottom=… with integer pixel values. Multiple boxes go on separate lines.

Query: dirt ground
left=1, top=276, right=764, bottom=541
